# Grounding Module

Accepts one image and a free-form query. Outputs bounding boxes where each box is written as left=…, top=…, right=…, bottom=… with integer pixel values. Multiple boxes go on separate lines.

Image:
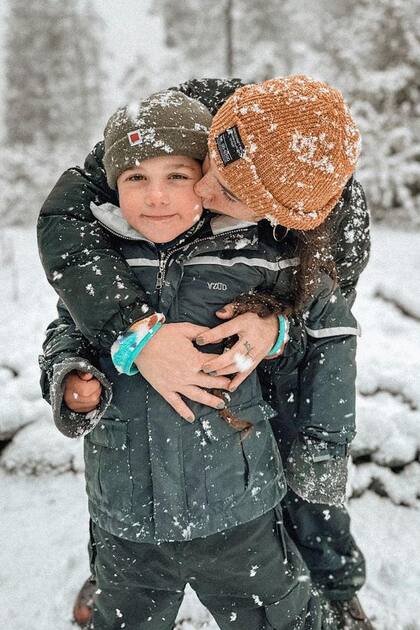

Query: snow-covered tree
left=5, top=0, right=104, bottom=149
left=1, top=0, right=105, bottom=225
left=319, top=0, right=420, bottom=224
left=151, top=0, right=303, bottom=82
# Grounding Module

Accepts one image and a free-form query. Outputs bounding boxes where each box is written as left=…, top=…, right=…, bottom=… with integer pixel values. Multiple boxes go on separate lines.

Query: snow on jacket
left=41, top=208, right=360, bottom=540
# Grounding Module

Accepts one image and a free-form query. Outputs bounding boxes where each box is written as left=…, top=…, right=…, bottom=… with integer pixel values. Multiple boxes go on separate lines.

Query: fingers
left=63, top=386, right=101, bottom=412
left=206, top=363, right=239, bottom=377
left=215, top=303, right=235, bottom=320
left=175, top=323, right=210, bottom=341
left=195, top=319, right=237, bottom=346
left=75, top=380, right=102, bottom=399
left=164, top=392, right=195, bottom=423
left=77, top=371, right=94, bottom=381
left=192, top=374, right=232, bottom=389
left=180, top=386, right=226, bottom=410
left=63, top=372, right=102, bottom=412
left=201, top=340, right=253, bottom=374
left=227, top=369, right=252, bottom=392
left=65, top=399, right=100, bottom=413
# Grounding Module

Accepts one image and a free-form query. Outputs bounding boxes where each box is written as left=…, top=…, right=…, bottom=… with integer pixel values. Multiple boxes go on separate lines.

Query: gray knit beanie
left=103, top=90, right=213, bottom=189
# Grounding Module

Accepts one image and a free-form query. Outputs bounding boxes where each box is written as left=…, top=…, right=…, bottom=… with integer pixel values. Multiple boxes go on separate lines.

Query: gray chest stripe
left=184, top=255, right=300, bottom=271
left=126, top=259, right=159, bottom=267
left=305, top=324, right=361, bottom=338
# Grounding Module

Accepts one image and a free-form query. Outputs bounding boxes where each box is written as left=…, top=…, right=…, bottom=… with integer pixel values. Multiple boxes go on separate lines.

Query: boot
left=323, top=595, right=375, bottom=629
left=73, top=576, right=97, bottom=628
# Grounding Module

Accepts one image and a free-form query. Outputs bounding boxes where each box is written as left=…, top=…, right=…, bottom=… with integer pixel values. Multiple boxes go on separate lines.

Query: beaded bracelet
left=111, top=313, right=166, bottom=376
left=267, top=315, right=289, bottom=357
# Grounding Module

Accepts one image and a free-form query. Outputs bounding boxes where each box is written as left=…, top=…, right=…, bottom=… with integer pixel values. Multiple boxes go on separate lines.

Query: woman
left=38, top=76, right=372, bottom=629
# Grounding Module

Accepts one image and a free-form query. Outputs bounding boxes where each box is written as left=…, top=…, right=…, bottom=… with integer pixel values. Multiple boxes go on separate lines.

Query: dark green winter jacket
left=40, top=206, right=360, bottom=537
left=45, top=209, right=300, bottom=543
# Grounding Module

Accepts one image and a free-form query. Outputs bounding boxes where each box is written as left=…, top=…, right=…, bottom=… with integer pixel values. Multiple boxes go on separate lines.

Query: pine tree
left=319, top=0, right=420, bottom=223
left=141, top=0, right=302, bottom=86
left=4, top=0, right=104, bottom=150
left=1, top=0, right=104, bottom=225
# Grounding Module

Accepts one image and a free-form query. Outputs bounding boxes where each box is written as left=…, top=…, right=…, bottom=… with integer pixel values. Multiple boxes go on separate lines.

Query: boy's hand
left=63, top=371, right=102, bottom=413
left=134, top=322, right=232, bottom=422
left=195, top=306, right=279, bottom=392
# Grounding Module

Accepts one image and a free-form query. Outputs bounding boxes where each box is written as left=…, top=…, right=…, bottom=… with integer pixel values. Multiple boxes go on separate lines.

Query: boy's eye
left=127, top=174, right=145, bottom=181
left=169, top=173, right=189, bottom=180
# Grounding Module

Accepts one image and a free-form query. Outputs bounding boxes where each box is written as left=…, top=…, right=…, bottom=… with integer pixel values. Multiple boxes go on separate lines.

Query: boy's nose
left=144, top=187, right=169, bottom=206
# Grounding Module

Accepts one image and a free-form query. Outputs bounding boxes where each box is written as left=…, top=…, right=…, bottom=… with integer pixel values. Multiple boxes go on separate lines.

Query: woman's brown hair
left=292, top=220, right=337, bottom=313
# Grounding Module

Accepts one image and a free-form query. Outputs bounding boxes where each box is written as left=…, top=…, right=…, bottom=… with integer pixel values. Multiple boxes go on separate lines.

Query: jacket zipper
left=154, top=227, right=254, bottom=293
left=94, top=215, right=255, bottom=293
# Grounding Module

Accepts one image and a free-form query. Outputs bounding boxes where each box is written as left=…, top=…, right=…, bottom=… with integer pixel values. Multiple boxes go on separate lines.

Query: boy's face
left=194, top=155, right=258, bottom=222
left=117, top=155, right=203, bottom=243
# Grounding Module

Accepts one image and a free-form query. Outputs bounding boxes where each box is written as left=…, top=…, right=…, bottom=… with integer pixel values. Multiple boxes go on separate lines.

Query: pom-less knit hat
left=103, top=90, right=212, bottom=190
left=208, top=75, right=361, bottom=230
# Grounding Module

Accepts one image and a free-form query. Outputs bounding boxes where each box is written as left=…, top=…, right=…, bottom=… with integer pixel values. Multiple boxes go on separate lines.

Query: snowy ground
left=1, top=224, right=419, bottom=629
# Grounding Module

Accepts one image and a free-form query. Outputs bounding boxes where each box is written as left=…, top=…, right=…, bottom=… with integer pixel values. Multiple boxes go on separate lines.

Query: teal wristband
left=111, top=318, right=164, bottom=376
left=267, top=315, right=287, bottom=357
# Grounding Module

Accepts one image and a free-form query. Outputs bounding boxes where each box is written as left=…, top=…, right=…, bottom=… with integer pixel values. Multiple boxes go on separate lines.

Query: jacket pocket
left=84, top=418, right=133, bottom=516
left=188, top=400, right=282, bottom=506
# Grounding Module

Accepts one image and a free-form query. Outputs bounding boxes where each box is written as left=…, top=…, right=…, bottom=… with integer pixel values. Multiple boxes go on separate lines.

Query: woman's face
left=194, top=155, right=258, bottom=222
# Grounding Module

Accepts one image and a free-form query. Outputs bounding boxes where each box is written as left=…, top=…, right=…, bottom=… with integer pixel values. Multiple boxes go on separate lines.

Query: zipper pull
left=156, top=254, right=166, bottom=290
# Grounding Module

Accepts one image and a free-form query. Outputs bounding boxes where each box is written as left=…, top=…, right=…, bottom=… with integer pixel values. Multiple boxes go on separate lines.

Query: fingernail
left=184, top=416, right=195, bottom=423
left=216, top=402, right=225, bottom=410
left=196, top=337, right=205, bottom=346
left=229, top=385, right=237, bottom=392
left=202, top=366, right=212, bottom=374
left=217, top=307, right=227, bottom=314
left=208, top=370, right=218, bottom=376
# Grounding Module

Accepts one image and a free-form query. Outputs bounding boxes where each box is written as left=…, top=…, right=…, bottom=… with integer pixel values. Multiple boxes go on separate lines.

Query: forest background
left=1, top=3, right=420, bottom=628
left=0, top=0, right=419, bottom=229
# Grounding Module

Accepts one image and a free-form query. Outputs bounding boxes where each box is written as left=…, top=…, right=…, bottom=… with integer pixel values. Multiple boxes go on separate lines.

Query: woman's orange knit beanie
left=208, top=75, right=361, bottom=230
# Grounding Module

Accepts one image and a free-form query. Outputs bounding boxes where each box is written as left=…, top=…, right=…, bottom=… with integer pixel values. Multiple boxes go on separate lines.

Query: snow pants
left=270, top=373, right=366, bottom=601
left=88, top=508, right=321, bottom=630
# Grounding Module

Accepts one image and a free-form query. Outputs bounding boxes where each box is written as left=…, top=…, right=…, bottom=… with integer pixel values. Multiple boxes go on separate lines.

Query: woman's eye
left=221, top=188, right=236, bottom=203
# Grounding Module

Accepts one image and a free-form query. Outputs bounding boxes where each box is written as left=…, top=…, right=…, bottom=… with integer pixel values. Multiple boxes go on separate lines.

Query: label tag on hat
left=127, top=130, right=142, bottom=146
left=216, top=126, right=245, bottom=166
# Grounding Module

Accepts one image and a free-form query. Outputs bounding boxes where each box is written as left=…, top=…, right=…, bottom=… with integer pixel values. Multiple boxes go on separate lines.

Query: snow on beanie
left=208, top=75, right=361, bottom=230
left=104, top=90, right=212, bottom=190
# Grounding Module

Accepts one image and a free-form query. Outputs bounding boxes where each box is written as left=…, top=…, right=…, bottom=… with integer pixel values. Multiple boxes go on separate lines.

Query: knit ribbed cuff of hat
left=105, top=128, right=209, bottom=190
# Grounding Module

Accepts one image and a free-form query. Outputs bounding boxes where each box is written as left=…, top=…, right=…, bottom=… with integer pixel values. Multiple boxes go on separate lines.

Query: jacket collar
left=90, top=202, right=258, bottom=243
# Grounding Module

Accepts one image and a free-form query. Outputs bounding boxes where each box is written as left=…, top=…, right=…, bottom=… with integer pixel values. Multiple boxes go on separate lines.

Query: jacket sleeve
left=285, top=278, right=360, bottom=506
left=37, top=141, right=157, bottom=350
left=173, top=78, right=246, bottom=114
left=327, top=177, right=371, bottom=304
left=39, top=300, right=112, bottom=438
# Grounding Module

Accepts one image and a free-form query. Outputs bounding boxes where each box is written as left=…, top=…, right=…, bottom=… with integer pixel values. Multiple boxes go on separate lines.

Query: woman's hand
left=195, top=305, right=279, bottom=391
left=134, top=322, right=232, bottom=422
left=63, top=371, right=102, bottom=413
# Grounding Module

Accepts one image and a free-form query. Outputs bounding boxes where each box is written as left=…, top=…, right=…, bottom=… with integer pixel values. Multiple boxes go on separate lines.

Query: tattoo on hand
left=243, top=340, right=254, bottom=356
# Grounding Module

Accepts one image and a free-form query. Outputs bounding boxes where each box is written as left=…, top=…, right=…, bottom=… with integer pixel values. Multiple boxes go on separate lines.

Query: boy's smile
left=117, top=155, right=203, bottom=243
